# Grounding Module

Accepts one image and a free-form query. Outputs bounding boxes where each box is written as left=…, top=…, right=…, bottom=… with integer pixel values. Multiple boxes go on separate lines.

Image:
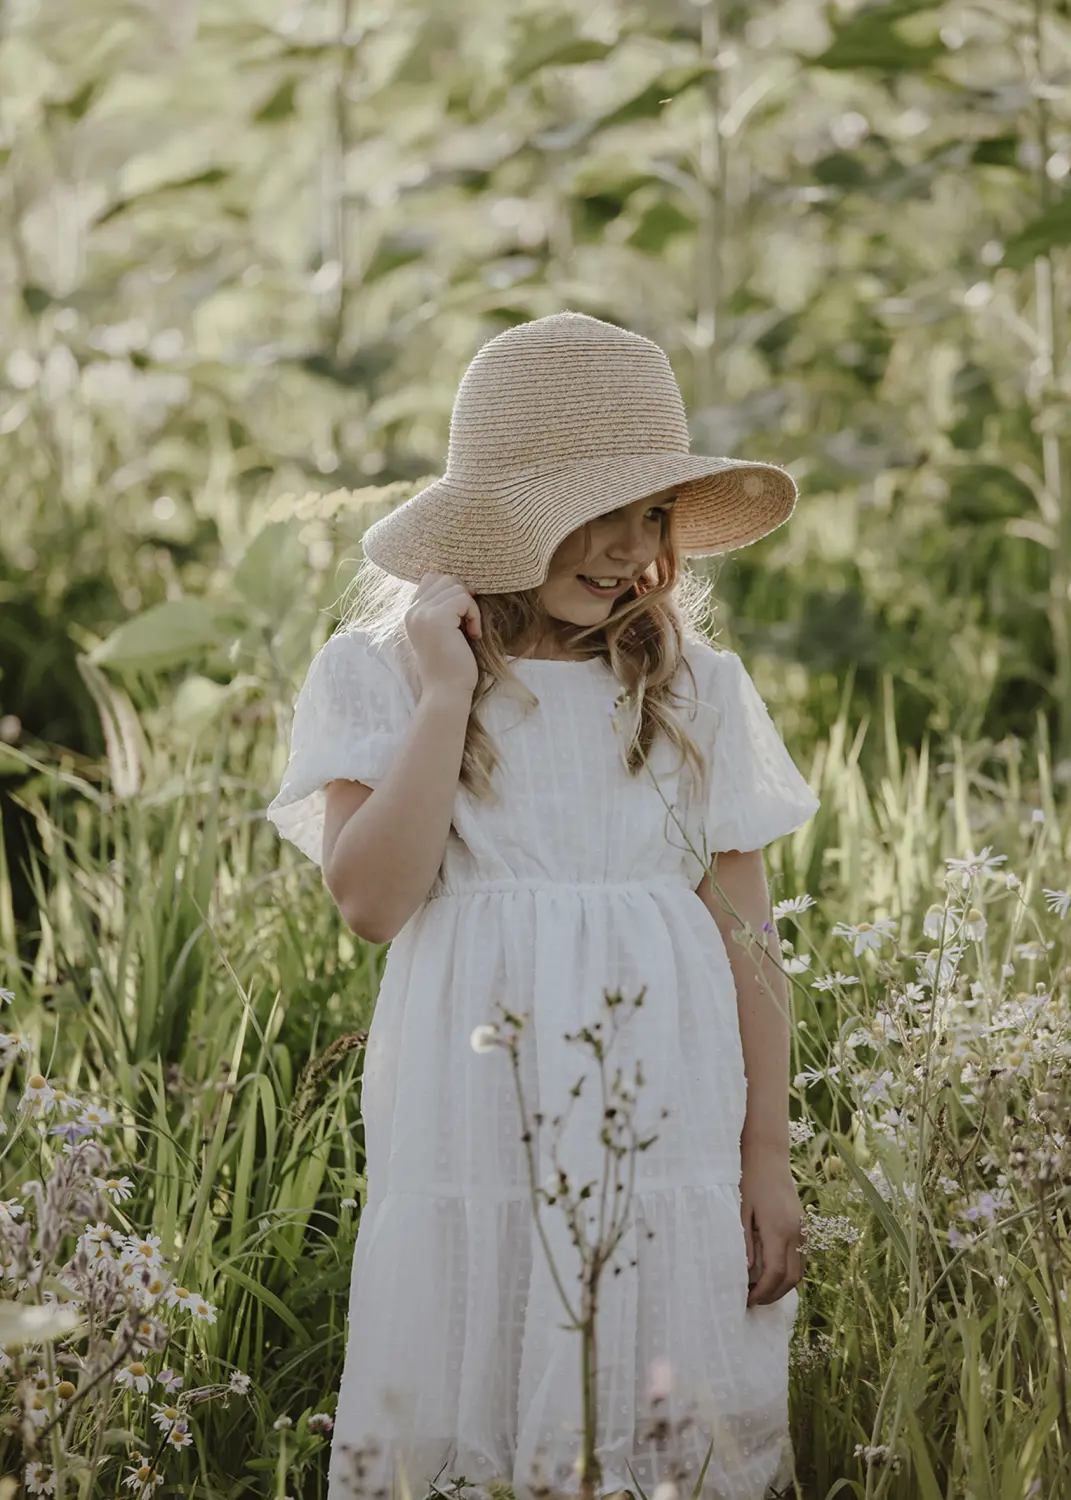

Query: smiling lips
left=577, top=574, right=636, bottom=595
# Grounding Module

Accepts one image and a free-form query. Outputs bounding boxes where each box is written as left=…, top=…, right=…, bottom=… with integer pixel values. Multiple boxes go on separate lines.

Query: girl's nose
left=607, top=517, right=654, bottom=564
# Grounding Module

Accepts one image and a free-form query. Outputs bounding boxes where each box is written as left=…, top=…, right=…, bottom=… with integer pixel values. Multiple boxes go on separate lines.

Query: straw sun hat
left=359, top=311, right=798, bottom=594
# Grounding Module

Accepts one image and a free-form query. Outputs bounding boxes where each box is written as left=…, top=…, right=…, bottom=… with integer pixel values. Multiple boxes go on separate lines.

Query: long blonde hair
left=337, top=507, right=720, bottom=805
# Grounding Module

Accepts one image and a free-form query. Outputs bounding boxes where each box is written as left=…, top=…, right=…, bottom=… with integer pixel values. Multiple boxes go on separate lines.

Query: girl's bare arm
left=322, top=685, right=473, bottom=943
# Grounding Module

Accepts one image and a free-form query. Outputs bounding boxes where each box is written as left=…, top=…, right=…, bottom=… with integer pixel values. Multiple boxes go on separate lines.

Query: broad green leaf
left=811, top=4, right=946, bottom=71
left=90, top=597, right=230, bottom=671
left=232, top=520, right=303, bottom=620
left=512, top=18, right=613, bottom=82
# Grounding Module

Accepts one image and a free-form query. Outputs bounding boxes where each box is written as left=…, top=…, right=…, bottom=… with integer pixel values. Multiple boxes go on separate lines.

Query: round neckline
left=506, top=655, right=603, bottom=666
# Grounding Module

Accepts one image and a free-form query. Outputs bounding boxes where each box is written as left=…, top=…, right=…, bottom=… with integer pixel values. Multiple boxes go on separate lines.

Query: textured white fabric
left=266, top=629, right=821, bottom=1500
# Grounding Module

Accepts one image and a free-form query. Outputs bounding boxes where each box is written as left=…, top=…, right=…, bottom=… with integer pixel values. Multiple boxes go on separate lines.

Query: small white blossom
left=811, top=972, right=860, bottom=991
left=964, top=907, right=987, bottom=940
left=0, top=1032, right=30, bottom=1066
left=1042, top=888, right=1070, bottom=919
left=782, top=953, right=812, bottom=974
left=917, top=947, right=964, bottom=987
left=21, top=1075, right=55, bottom=1113
left=772, top=894, right=817, bottom=919
left=149, top=1401, right=185, bottom=1433
left=945, top=846, right=1007, bottom=889
left=122, top=1235, right=165, bottom=1271
left=0, top=988, right=14, bottom=1006
left=122, top=1457, right=164, bottom=1493
left=24, top=1462, right=57, bottom=1496
left=190, top=1296, right=217, bottom=1325
left=794, top=1063, right=844, bottom=1088
left=1014, top=941, right=1049, bottom=962
left=164, top=1284, right=196, bottom=1311
left=470, top=1024, right=501, bottom=1054
left=229, top=1371, right=252, bottom=1395
left=94, top=1175, right=135, bottom=1204
left=922, top=903, right=950, bottom=939
left=115, top=1361, right=153, bottom=1394
left=831, top=918, right=897, bottom=955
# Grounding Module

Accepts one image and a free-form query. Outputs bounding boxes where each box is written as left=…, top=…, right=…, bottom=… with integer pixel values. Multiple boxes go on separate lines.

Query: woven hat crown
left=446, top=312, right=689, bottom=485
left=357, top=309, right=799, bottom=591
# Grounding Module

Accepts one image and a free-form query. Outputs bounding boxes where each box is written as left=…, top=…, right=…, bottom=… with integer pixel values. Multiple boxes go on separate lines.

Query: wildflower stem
left=503, top=1034, right=580, bottom=1325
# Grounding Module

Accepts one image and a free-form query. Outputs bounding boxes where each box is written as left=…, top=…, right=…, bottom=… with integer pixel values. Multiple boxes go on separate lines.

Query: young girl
left=267, top=312, right=820, bottom=1500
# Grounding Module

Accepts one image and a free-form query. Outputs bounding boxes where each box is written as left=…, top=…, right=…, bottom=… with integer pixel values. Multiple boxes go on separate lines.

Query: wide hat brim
left=359, top=451, right=798, bottom=594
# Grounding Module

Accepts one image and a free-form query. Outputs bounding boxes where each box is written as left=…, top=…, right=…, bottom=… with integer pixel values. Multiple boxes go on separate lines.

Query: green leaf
left=232, top=520, right=303, bottom=621
left=812, top=150, right=872, bottom=189
left=21, top=284, right=53, bottom=316
left=971, top=135, right=1019, bottom=168
left=217, top=1262, right=311, bottom=1342
left=362, top=229, right=433, bottom=283
left=828, top=1134, right=911, bottom=1269
left=626, top=201, right=695, bottom=253
left=900, top=1400, right=946, bottom=1500
left=512, top=19, right=614, bottom=82
left=90, top=598, right=230, bottom=672
left=811, top=4, right=946, bottom=71
left=1000, top=193, right=1071, bottom=269
left=60, top=79, right=98, bottom=120
left=597, top=66, right=711, bottom=131
left=255, top=78, right=298, bottom=121
left=93, top=168, right=231, bottom=227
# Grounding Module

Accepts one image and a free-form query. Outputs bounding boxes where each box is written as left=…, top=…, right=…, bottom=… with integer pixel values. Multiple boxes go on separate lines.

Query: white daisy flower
left=831, top=918, right=898, bottom=956
left=945, top=846, right=1007, bottom=889
left=1042, top=888, right=1070, bottom=919
left=24, top=1461, right=57, bottom=1496
left=115, top=1360, right=152, bottom=1394
left=772, top=894, right=817, bottom=920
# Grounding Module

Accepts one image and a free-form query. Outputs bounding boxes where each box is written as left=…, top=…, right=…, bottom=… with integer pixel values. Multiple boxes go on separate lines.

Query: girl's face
left=536, top=487, right=678, bottom=627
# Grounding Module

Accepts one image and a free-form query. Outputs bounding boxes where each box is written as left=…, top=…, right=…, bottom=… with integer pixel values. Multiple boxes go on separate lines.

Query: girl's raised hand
left=404, top=572, right=482, bottom=697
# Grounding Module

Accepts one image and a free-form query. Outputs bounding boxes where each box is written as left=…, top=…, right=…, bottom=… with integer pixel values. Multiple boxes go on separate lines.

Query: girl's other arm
left=695, top=850, right=792, bottom=1156
left=322, top=684, right=472, bottom=944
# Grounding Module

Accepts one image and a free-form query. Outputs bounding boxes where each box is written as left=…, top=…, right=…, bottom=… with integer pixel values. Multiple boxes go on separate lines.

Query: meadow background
left=1, top=0, right=1070, bottom=1495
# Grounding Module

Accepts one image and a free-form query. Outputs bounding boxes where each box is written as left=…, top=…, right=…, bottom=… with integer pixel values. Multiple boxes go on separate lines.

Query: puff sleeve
left=265, top=628, right=415, bottom=867
left=689, top=647, right=820, bottom=860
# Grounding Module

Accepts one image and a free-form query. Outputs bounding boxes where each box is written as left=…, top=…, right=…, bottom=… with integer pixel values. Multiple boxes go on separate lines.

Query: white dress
left=266, top=628, right=820, bottom=1500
